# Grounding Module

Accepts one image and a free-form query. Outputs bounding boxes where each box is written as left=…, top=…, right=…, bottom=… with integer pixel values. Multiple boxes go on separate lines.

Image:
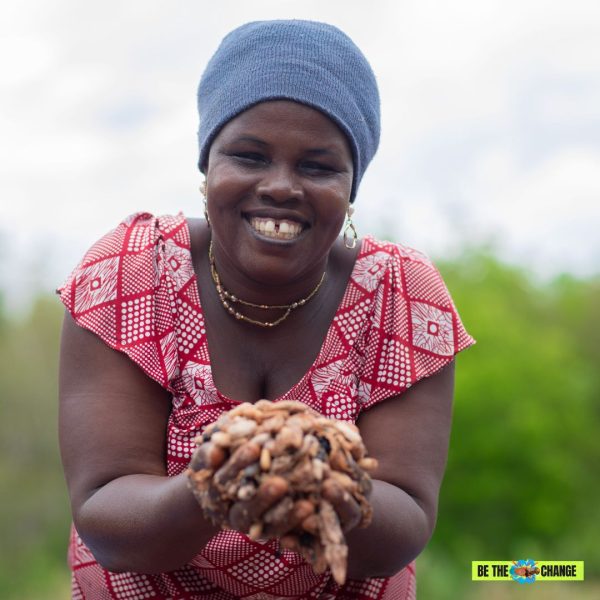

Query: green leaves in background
left=420, top=250, right=600, bottom=598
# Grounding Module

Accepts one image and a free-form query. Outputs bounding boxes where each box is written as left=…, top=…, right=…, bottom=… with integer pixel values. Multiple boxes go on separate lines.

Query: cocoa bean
left=187, top=398, right=379, bottom=587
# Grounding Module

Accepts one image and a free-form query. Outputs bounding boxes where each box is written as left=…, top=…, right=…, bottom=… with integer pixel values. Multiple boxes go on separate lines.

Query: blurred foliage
left=0, top=249, right=598, bottom=598
left=417, top=249, right=600, bottom=599
left=0, top=294, right=71, bottom=598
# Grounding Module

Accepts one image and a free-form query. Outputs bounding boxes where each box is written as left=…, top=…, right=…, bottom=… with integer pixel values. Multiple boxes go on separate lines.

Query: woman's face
left=205, top=100, right=354, bottom=288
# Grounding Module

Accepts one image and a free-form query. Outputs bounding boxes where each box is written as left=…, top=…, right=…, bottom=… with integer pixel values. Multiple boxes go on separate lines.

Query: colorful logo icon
left=510, top=559, right=540, bottom=584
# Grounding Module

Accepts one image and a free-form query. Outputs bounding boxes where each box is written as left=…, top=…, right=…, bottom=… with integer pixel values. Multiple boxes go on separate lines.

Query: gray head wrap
left=197, top=19, right=381, bottom=202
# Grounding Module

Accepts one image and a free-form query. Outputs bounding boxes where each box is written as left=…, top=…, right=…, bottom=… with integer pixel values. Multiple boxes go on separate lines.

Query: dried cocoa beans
left=186, top=399, right=378, bottom=585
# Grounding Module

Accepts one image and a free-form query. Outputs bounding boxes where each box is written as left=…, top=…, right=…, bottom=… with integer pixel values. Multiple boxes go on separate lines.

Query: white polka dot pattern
left=119, top=295, right=154, bottom=345
left=376, top=338, right=412, bottom=388
left=57, top=212, right=475, bottom=600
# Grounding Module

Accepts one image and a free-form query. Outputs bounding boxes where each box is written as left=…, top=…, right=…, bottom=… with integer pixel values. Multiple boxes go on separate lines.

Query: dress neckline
left=182, top=218, right=367, bottom=405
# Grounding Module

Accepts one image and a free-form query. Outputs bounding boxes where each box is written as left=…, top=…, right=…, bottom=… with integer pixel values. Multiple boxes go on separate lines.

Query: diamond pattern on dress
left=353, top=252, right=390, bottom=292
left=410, top=301, right=455, bottom=357
left=74, top=256, right=119, bottom=313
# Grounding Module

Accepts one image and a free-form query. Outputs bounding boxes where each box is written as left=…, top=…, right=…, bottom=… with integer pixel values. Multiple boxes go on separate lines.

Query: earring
left=199, top=181, right=210, bottom=227
left=343, top=205, right=358, bottom=249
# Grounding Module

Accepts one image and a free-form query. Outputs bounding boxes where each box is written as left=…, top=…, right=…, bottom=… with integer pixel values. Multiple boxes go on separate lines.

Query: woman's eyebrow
left=229, top=136, right=344, bottom=158
left=230, top=135, right=268, bottom=147
left=305, top=148, right=341, bottom=157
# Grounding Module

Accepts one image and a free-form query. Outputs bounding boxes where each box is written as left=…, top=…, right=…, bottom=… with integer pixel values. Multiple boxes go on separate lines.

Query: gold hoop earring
left=200, top=181, right=210, bottom=227
left=343, top=206, right=358, bottom=249
left=203, top=201, right=210, bottom=227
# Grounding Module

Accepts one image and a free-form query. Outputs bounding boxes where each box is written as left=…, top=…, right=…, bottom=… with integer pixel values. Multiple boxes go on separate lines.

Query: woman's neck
left=208, top=240, right=330, bottom=311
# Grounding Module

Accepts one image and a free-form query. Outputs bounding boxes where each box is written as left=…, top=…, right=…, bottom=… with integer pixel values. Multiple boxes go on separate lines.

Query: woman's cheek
left=208, top=165, right=258, bottom=198
left=310, top=181, right=352, bottom=212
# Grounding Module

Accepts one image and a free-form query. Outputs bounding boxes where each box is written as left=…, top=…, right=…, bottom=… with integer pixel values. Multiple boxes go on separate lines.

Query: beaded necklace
left=208, top=241, right=326, bottom=328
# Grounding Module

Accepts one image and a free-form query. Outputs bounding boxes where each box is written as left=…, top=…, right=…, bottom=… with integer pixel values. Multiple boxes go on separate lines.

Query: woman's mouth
left=249, top=217, right=304, bottom=240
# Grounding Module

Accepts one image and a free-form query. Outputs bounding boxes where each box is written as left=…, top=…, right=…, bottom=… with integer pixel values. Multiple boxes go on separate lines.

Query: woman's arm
left=59, top=311, right=222, bottom=573
left=345, top=360, right=455, bottom=580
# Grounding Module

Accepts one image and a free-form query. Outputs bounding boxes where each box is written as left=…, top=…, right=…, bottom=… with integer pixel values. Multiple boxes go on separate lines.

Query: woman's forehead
left=215, top=100, right=352, bottom=153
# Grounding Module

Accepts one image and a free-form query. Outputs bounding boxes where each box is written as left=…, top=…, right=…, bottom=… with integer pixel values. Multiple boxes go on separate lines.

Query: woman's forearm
left=76, top=474, right=432, bottom=579
left=345, top=479, right=433, bottom=580
left=75, top=473, right=222, bottom=573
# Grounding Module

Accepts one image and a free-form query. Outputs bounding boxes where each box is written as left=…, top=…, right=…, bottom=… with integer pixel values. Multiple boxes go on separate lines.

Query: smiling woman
left=56, top=19, right=474, bottom=600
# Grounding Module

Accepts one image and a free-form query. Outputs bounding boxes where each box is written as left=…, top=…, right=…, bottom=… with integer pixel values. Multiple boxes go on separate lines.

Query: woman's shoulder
left=83, top=211, right=190, bottom=261
left=353, top=235, right=475, bottom=345
left=57, top=211, right=191, bottom=301
left=347, top=234, right=441, bottom=296
left=56, top=211, right=189, bottom=391
left=108, top=210, right=189, bottom=236
left=360, top=235, right=436, bottom=269
left=355, top=235, right=475, bottom=411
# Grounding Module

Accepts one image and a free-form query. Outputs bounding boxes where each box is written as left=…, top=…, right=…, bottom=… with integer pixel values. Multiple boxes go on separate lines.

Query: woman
left=58, top=20, right=474, bottom=599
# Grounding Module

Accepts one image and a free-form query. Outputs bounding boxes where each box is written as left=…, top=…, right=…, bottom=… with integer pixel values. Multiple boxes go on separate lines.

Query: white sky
left=1, top=0, right=599, bottom=312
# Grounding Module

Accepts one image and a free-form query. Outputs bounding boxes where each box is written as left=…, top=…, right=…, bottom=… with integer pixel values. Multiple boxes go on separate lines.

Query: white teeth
left=249, top=217, right=303, bottom=240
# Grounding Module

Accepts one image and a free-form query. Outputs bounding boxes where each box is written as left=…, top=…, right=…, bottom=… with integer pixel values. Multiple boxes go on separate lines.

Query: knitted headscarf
left=197, top=19, right=380, bottom=203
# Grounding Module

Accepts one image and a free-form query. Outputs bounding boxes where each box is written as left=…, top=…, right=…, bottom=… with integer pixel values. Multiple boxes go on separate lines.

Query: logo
left=472, top=560, right=584, bottom=583
left=510, top=559, right=539, bottom=584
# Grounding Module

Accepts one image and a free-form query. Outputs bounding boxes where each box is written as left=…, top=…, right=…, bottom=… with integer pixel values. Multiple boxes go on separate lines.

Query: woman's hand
left=321, top=476, right=364, bottom=533
left=186, top=400, right=378, bottom=584
left=228, top=475, right=290, bottom=534
left=187, top=401, right=377, bottom=538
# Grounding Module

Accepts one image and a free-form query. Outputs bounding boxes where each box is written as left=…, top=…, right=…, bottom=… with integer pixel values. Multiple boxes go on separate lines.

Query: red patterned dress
left=57, top=212, right=475, bottom=599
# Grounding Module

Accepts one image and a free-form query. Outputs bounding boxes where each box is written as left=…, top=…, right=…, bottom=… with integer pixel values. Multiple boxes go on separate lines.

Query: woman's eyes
left=300, top=161, right=337, bottom=174
left=231, top=152, right=266, bottom=164
left=229, top=153, right=337, bottom=175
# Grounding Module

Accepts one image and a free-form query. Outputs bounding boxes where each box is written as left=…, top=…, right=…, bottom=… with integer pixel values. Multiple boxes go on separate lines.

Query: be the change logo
left=472, top=560, right=584, bottom=584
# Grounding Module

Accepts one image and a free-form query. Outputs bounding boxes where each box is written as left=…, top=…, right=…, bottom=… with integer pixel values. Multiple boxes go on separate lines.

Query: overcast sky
left=1, top=0, right=599, bottom=312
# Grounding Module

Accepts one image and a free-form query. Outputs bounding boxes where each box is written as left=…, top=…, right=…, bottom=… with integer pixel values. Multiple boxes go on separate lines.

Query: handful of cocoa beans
left=186, top=399, right=378, bottom=585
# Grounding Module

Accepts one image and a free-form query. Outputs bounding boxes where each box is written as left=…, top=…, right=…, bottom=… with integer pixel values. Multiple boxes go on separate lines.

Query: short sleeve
left=357, top=240, right=475, bottom=411
left=56, top=212, right=181, bottom=391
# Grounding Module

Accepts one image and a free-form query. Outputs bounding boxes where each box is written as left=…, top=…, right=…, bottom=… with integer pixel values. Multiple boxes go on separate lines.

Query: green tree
left=418, top=251, right=600, bottom=598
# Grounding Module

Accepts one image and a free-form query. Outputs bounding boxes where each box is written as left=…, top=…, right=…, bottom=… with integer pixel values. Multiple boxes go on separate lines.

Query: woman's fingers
left=213, top=441, right=261, bottom=487
left=189, top=442, right=227, bottom=471
left=321, top=478, right=362, bottom=533
left=262, top=496, right=295, bottom=537
left=318, top=499, right=348, bottom=585
left=233, top=476, right=361, bottom=537
left=228, top=475, right=289, bottom=532
left=189, top=400, right=378, bottom=587
left=263, top=497, right=315, bottom=538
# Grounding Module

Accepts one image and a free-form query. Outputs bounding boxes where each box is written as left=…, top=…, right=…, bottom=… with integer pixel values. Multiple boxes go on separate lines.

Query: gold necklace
left=208, top=241, right=326, bottom=328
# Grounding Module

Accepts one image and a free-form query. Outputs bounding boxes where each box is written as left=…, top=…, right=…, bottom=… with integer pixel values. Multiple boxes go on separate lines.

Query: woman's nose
left=255, top=163, right=303, bottom=203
